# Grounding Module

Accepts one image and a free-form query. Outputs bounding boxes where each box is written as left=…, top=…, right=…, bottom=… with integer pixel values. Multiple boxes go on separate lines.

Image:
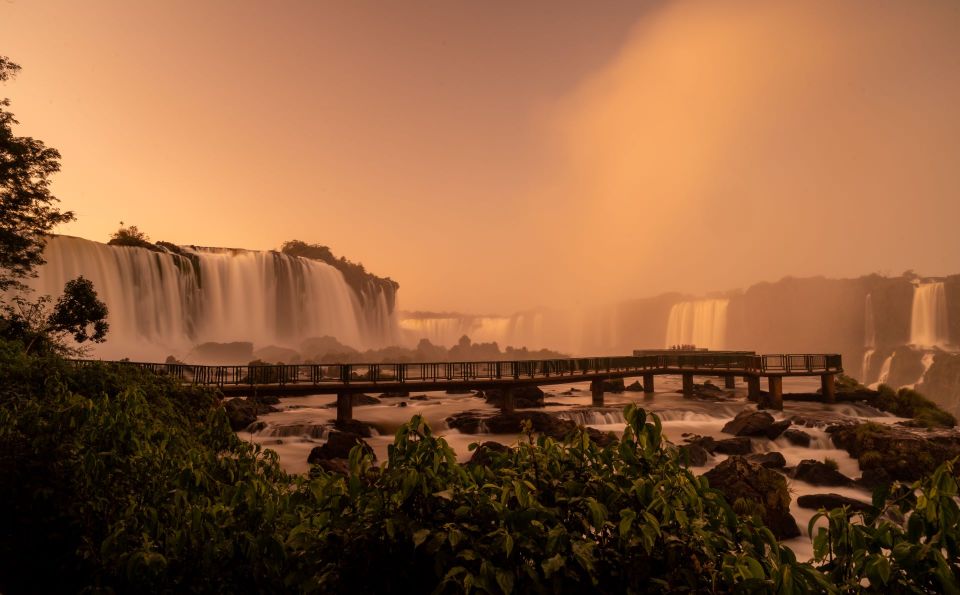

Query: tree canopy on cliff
left=0, top=57, right=74, bottom=292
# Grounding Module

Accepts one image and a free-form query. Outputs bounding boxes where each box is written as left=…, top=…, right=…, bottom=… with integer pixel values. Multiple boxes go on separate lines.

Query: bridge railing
left=69, top=351, right=842, bottom=388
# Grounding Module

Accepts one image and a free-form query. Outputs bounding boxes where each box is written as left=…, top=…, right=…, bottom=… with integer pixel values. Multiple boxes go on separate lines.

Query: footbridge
left=76, top=350, right=843, bottom=422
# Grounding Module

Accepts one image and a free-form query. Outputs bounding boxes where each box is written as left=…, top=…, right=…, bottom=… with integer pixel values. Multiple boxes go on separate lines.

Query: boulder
left=796, top=493, right=875, bottom=514
left=792, top=460, right=853, bottom=486
left=334, top=419, right=377, bottom=437
left=624, top=381, right=645, bottom=392
left=409, top=395, right=429, bottom=401
left=831, top=422, right=960, bottom=483
left=782, top=428, right=812, bottom=447
left=685, top=435, right=717, bottom=454
left=713, top=436, right=753, bottom=455
left=484, top=386, right=545, bottom=409
left=223, top=397, right=278, bottom=431
left=468, top=441, right=512, bottom=466
left=703, top=456, right=800, bottom=539
left=765, top=420, right=792, bottom=440
left=722, top=410, right=775, bottom=437
left=307, top=431, right=375, bottom=463
left=602, top=378, right=625, bottom=393
left=747, top=452, right=787, bottom=469
left=679, top=444, right=710, bottom=467
left=446, top=410, right=615, bottom=446
left=691, top=381, right=733, bottom=400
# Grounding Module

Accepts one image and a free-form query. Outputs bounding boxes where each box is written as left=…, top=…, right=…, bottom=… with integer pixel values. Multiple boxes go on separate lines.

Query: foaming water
left=26, top=236, right=399, bottom=359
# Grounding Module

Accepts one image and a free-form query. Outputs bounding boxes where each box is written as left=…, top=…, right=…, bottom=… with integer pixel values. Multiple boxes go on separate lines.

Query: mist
left=527, top=0, right=960, bottom=312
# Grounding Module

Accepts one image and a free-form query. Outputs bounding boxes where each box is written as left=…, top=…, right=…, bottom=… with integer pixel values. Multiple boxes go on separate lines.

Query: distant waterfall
left=664, top=299, right=729, bottom=350
left=26, top=236, right=399, bottom=360
left=861, top=294, right=876, bottom=382
left=399, top=312, right=547, bottom=349
left=910, top=282, right=949, bottom=349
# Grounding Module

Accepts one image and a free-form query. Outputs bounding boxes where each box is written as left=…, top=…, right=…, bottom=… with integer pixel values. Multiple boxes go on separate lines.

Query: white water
left=26, top=236, right=399, bottom=360
left=664, top=299, right=729, bottom=349
left=910, top=282, right=949, bottom=349
left=871, top=354, right=894, bottom=389
left=239, top=375, right=901, bottom=562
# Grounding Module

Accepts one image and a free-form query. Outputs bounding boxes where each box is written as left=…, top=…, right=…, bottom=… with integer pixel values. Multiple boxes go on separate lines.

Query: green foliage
left=108, top=223, right=158, bottom=251
left=811, top=460, right=960, bottom=593
left=4, top=340, right=960, bottom=593
left=0, top=56, right=74, bottom=291
left=875, top=384, right=956, bottom=428
left=0, top=276, right=109, bottom=355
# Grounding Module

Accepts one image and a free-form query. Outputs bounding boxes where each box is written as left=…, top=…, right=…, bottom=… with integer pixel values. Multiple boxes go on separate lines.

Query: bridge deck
left=73, top=352, right=843, bottom=411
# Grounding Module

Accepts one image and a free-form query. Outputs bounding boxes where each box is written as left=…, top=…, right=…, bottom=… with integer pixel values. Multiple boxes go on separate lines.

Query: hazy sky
left=3, top=0, right=959, bottom=314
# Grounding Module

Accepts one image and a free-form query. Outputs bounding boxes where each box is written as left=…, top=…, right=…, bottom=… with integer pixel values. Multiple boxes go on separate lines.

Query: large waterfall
left=664, top=299, right=729, bottom=350
left=26, top=236, right=399, bottom=360
left=909, top=282, right=949, bottom=349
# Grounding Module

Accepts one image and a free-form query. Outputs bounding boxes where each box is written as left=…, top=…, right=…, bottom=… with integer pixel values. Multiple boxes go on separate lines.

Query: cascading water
left=910, top=282, right=949, bottom=349
left=664, top=299, right=729, bottom=350
left=861, top=293, right=876, bottom=383
left=399, top=311, right=549, bottom=349
left=26, top=236, right=399, bottom=360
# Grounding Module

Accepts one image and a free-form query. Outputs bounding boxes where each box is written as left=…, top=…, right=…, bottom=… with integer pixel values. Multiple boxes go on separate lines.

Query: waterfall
left=399, top=311, right=552, bottom=349
left=860, top=293, right=876, bottom=383
left=871, top=354, right=894, bottom=389
left=664, top=299, right=729, bottom=350
left=860, top=349, right=875, bottom=384
left=25, top=236, right=399, bottom=360
left=910, top=282, right=949, bottom=349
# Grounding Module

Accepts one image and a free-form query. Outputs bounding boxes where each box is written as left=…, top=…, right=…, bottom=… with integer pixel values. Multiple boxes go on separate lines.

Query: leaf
left=413, top=528, right=431, bottom=548
left=541, top=554, right=565, bottom=577
left=619, top=509, right=637, bottom=537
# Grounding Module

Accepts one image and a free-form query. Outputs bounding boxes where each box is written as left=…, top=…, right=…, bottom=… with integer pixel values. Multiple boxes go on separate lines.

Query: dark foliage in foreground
left=1, top=340, right=959, bottom=593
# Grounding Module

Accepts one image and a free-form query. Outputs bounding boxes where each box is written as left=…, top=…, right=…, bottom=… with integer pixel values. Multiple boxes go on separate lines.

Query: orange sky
left=3, top=0, right=960, bottom=314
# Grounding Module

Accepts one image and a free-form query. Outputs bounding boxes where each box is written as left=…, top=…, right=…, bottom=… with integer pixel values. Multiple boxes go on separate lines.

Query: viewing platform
left=75, top=350, right=843, bottom=422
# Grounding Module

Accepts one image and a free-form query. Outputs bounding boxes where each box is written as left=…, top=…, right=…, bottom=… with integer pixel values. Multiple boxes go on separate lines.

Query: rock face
left=703, top=456, right=800, bottom=539
left=796, top=493, right=875, bottom=514
left=782, top=428, right=813, bottom=447
left=446, top=410, right=615, bottom=446
left=483, top=386, right=545, bottom=409
left=792, top=460, right=854, bottom=486
left=747, top=452, right=787, bottom=469
left=223, top=397, right=278, bottom=431
left=690, top=382, right=734, bottom=400
left=468, top=441, right=512, bottom=466
left=722, top=410, right=775, bottom=437
left=307, top=431, right=375, bottom=465
left=765, top=420, right=792, bottom=440
left=830, top=422, right=960, bottom=483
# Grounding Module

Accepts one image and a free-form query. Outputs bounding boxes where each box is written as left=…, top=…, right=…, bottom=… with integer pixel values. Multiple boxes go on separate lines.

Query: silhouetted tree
left=0, top=56, right=74, bottom=292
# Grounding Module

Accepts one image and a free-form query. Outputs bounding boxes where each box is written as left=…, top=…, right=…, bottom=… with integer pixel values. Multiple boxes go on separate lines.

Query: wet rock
left=782, top=428, right=812, bottom=447
left=484, top=386, right=545, bottom=409
left=714, top=436, right=753, bottom=455
left=765, top=420, right=792, bottom=440
left=685, top=435, right=717, bottom=454
left=602, top=378, right=625, bottom=393
left=253, top=394, right=281, bottom=405
left=334, top=419, right=377, bottom=437
left=792, top=460, right=854, bottom=486
left=468, top=441, right=512, bottom=466
left=831, top=422, right=960, bottom=483
left=797, top=493, right=875, bottom=514
left=380, top=391, right=410, bottom=398
left=691, top=381, right=734, bottom=400
left=722, top=410, right=775, bottom=437
left=747, top=452, right=786, bottom=469
left=703, top=456, right=800, bottom=539
left=446, top=410, right=615, bottom=446
left=410, top=395, right=429, bottom=401
left=679, top=444, right=710, bottom=467
left=397, top=401, right=407, bottom=407
left=307, top=430, right=375, bottom=463
left=624, top=381, right=645, bottom=392
left=224, top=397, right=278, bottom=431
left=312, top=458, right=350, bottom=475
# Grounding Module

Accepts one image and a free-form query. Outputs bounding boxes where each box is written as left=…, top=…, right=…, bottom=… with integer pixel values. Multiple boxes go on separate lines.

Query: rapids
left=238, top=374, right=902, bottom=562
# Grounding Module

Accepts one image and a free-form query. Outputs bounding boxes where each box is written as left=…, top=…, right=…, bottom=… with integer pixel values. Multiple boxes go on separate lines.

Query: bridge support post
left=761, top=377, right=783, bottom=411
left=590, top=380, right=604, bottom=407
left=682, top=373, right=694, bottom=397
left=821, top=374, right=836, bottom=403
left=643, top=373, right=655, bottom=396
left=746, top=376, right=761, bottom=402
left=724, top=376, right=736, bottom=389
left=501, top=387, right=516, bottom=414
left=336, top=391, right=353, bottom=424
